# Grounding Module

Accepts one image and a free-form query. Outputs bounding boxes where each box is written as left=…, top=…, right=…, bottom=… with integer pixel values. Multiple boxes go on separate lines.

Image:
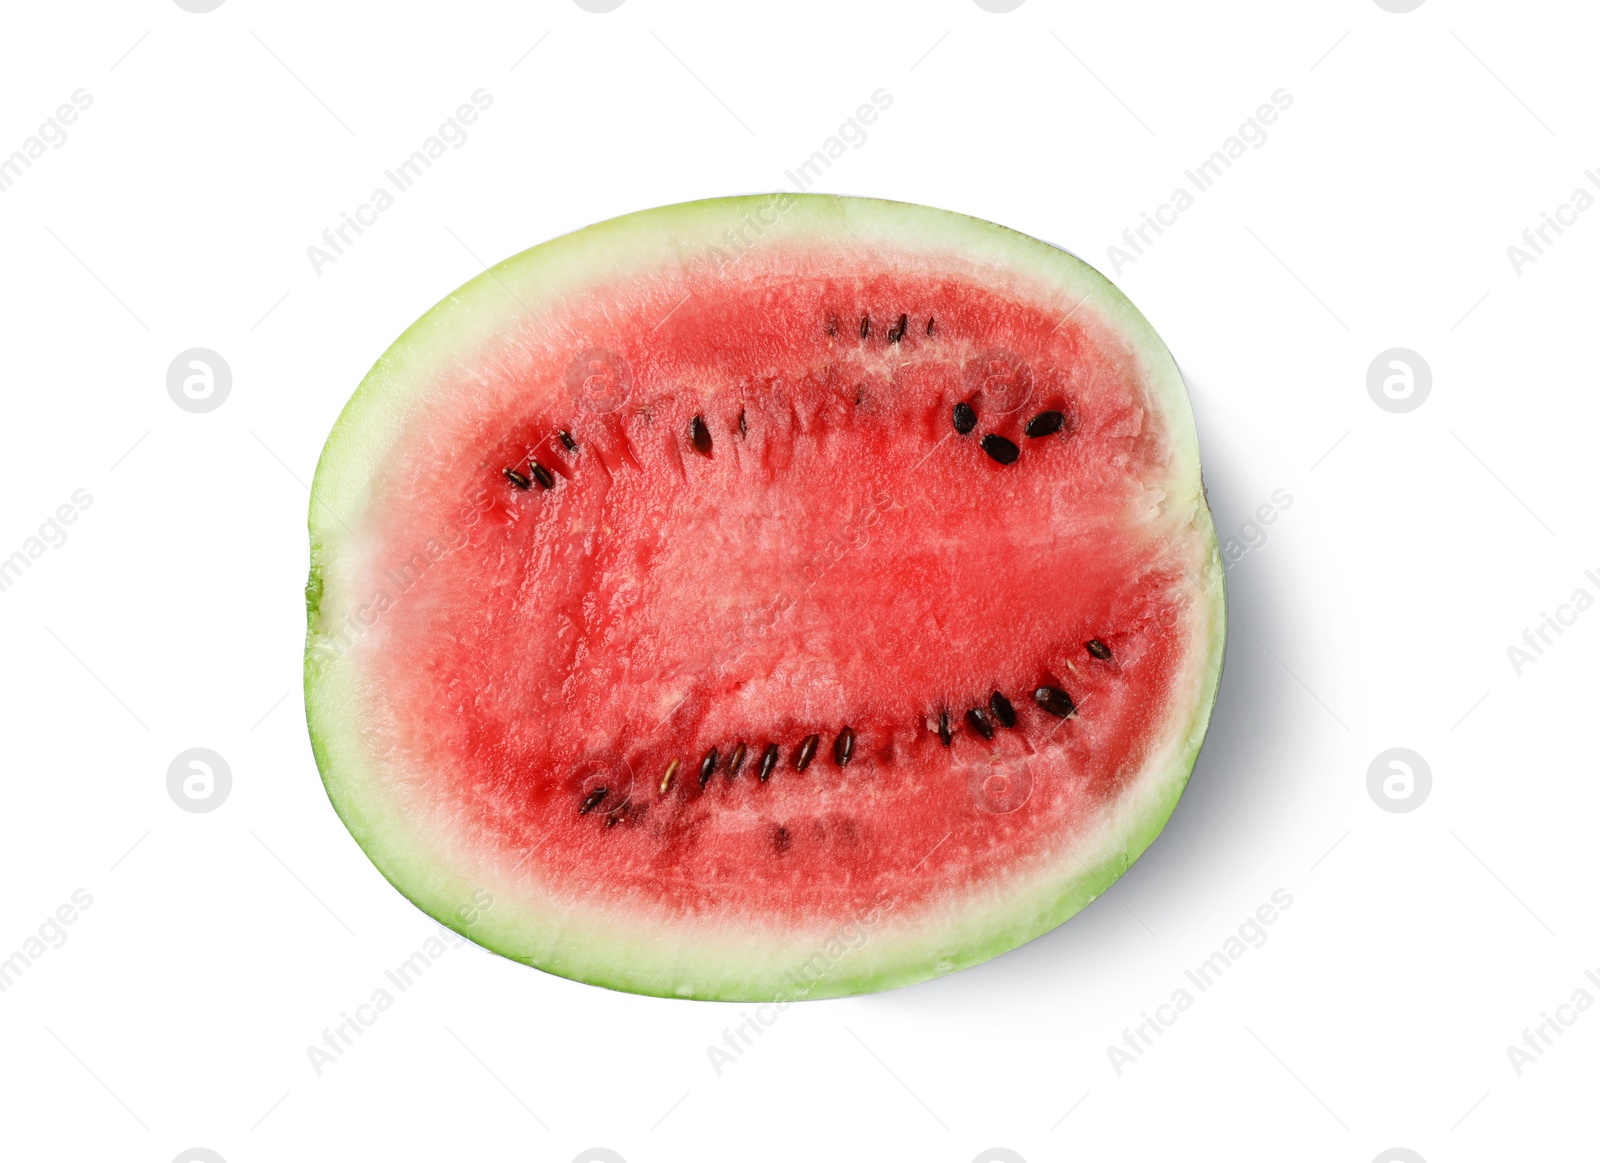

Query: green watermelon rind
left=304, top=194, right=1226, bottom=1000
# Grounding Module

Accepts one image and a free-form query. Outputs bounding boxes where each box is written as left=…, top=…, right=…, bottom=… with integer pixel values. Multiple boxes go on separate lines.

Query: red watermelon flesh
left=305, top=195, right=1225, bottom=999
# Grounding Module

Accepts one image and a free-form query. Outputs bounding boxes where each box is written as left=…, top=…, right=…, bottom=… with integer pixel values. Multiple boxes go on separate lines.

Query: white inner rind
left=305, top=194, right=1225, bottom=1000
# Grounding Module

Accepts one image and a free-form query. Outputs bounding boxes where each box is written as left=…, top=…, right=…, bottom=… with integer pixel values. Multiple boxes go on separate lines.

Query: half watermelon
left=304, top=194, right=1225, bottom=1000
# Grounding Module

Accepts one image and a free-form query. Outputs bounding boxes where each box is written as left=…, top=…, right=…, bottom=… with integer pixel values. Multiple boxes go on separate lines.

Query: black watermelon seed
left=795, top=733, right=819, bottom=772
left=952, top=401, right=977, bottom=435
left=966, top=707, right=995, bottom=740
left=833, top=727, right=855, bottom=767
left=1025, top=410, right=1065, bottom=438
left=859, top=316, right=870, bottom=340
left=503, top=467, right=531, bottom=490
left=937, top=709, right=952, bottom=747
left=699, top=747, right=718, bottom=789
left=774, top=825, right=791, bottom=853
left=1086, top=639, right=1112, bottom=660
left=981, top=434, right=1020, bottom=465
left=558, top=429, right=578, bottom=452
left=758, top=744, right=779, bottom=782
left=579, top=786, right=608, bottom=815
left=990, top=690, right=1016, bottom=729
left=690, top=415, right=713, bottom=457
left=926, top=316, right=935, bottom=336
left=1034, top=686, right=1077, bottom=718
left=659, top=757, right=680, bottom=795
left=887, top=314, right=908, bottom=344
left=728, top=741, right=748, bottom=778
left=530, top=461, right=556, bottom=489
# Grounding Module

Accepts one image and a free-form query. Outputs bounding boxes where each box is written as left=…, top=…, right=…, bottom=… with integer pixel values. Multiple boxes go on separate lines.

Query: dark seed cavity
left=503, top=467, right=531, bottom=490
left=699, top=747, right=718, bottom=789
left=604, top=812, right=621, bottom=828
left=795, top=733, right=819, bottom=772
left=827, top=316, right=838, bottom=337
left=887, top=314, right=908, bottom=344
left=659, top=757, right=680, bottom=795
left=990, top=690, right=1016, bottom=729
left=530, top=461, right=556, bottom=489
left=1034, top=686, right=1077, bottom=718
left=859, top=316, right=870, bottom=340
left=558, top=429, right=578, bottom=452
left=738, top=408, right=748, bottom=437
left=1025, top=410, right=1065, bottom=438
left=758, top=744, right=779, bottom=782
left=926, top=316, right=935, bottom=336
left=952, top=401, right=977, bottom=435
left=774, top=825, right=791, bottom=853
left=690, top=415, right=713, bottom=457
left=937, top=708, right=952, bottom=747
left=1086, top=638, right=1112, bottom=660
left=579, top=786, right=608, bottom=815
left=727, top=741, right=748, bottom=778
left=981, top=434, right=1020, bottom=465
left=966, top=707, right=995, bottom=740
left=833, top=727, right=855, bottom=767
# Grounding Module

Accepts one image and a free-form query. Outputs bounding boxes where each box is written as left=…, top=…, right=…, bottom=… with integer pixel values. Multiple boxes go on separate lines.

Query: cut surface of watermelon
left=305, top=195, right=1225, bottom=999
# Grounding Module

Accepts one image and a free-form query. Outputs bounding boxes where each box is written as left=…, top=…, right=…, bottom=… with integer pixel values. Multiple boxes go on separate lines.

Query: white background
left=0, top=1, right=1594, bottom=1160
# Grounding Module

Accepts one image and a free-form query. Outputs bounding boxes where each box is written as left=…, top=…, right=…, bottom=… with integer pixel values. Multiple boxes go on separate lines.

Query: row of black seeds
left=952, top=399, right=1068, bottom=466
left=837, top=313, right=934, bottom=342
left=628, top=727, right=859, bottom=807
left=504, top=429, right=579, bottom=491
left=934, top=641, right=1112, bottom=746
